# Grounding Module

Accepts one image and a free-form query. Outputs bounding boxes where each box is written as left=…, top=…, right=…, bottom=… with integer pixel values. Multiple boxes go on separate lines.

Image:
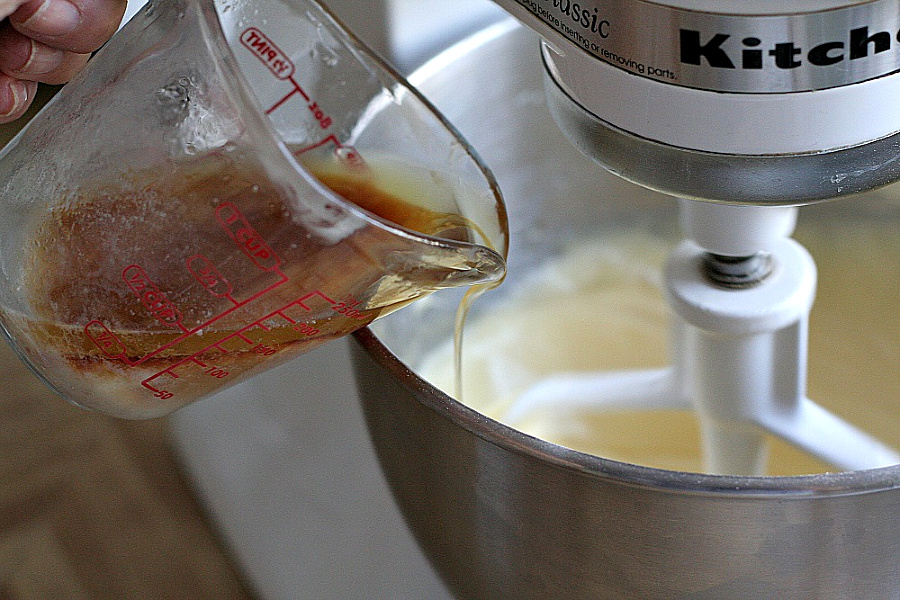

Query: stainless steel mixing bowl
left=350, top=21, right=899, bottom=600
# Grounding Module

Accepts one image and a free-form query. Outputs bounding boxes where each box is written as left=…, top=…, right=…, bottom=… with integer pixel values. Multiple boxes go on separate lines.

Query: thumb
left=9, top=0, right=127, bottom=54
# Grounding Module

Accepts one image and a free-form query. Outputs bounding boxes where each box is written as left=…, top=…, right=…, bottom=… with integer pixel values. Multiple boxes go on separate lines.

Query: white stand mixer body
left=489, top=0, right=900, bottom=204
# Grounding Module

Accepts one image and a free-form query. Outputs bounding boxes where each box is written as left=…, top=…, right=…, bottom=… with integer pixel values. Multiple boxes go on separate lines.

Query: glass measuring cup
left=0, top=0, right=507, bottom=418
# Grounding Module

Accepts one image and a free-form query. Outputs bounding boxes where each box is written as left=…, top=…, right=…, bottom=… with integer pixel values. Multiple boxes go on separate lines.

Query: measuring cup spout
left=0, top=0, right=507, bottom=418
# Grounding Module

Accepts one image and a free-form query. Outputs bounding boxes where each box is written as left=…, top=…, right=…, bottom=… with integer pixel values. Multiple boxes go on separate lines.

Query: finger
left=0, top=23, right=90, bottom=84
left=9, top=0, right=126, bottom=54
left=0, top=74, right=37, bottom=123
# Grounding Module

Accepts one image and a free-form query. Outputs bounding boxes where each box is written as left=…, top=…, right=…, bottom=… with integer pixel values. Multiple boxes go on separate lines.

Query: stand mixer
left=352, top=3, right=900, bottom=600
left=450, top=0, right=900, bottom=475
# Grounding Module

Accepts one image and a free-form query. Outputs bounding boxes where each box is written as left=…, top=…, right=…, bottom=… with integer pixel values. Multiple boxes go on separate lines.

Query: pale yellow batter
left=419, top=220, right=899, bottom=476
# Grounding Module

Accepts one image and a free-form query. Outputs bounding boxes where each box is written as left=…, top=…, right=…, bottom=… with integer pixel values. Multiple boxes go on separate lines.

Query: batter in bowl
left=419, top=218, right=899, bottom=476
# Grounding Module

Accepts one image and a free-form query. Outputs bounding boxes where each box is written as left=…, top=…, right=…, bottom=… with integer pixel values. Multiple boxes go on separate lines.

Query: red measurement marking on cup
left=292, top=134, right=367, bottom=171
left=85, top=321, right=129, bottom=361
left=239, top=26, right=334, bottom=129
left=266, top=79, right=333, bottom=129
left=124, top=263, right=290, bottom=370
left=139, top=290, right=342, bottom=399
left=237, top=26, right=367, bottom=168
left=216, top=202, right=283, bottom=271
left=241, top=28, right=294, bottom=80
left=91, top=204, right=292, bottom=372
left=331, top=296, right=370, bottom=320
left=123, top=265, right=185, bottom=330
left=187, top=254, right=235, bottom=302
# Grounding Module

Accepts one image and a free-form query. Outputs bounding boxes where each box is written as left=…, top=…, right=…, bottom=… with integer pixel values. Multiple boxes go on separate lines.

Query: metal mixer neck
left=493, top=0, right=900, bottom=94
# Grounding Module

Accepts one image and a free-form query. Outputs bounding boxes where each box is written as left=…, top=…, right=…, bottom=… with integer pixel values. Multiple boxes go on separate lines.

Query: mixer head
left=495, top=0, right=900, bottom=205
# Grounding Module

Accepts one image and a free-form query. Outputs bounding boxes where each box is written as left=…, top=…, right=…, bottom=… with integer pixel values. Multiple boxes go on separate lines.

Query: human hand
left=0, top=0, right=126, bottom=123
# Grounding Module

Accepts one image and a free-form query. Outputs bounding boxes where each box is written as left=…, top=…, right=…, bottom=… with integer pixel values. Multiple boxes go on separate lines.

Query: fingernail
left=0, top=80, right=29, bottom=118
left=20, top=0, right=81, bottom=37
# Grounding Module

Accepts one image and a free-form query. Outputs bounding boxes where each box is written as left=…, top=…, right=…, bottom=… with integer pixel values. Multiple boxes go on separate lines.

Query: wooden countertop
left=0, top=340, right=257, bottom=599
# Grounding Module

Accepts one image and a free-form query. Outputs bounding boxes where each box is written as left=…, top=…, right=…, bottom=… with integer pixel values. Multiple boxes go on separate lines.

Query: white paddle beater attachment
left=505, top=201, right=899, bottom=476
